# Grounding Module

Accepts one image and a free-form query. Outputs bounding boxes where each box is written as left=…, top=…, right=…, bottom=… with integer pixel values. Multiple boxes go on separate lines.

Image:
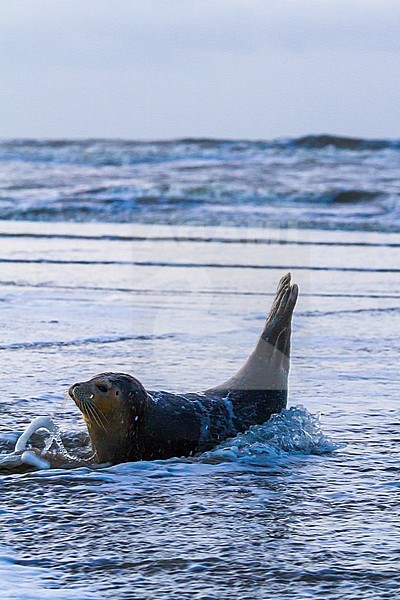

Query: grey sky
left=1, top=0, right=399, bottom=140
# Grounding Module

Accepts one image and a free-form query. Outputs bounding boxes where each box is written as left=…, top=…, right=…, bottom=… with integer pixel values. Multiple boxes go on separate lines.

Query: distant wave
left=290, top=134, right=400, bottom=151
left=1, top=134, right=399, bottom=166
left=326, top=190, right=382, bottom=204
left=0, top=136, right=399, bottom=232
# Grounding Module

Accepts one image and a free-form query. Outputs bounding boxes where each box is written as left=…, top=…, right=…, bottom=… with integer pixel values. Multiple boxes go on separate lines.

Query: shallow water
left=0, top=220, right=399, bottom=598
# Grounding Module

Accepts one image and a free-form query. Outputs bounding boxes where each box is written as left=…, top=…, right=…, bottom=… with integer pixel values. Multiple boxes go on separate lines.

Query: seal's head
left=69, top=372, right=149, bottom=464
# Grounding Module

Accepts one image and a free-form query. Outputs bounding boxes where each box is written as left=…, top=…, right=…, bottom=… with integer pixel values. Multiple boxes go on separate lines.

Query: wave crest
left=291, top=134, right=399, bottom=151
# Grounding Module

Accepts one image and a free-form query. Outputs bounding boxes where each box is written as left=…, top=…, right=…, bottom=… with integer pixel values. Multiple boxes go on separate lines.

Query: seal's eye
left=115, top=390, right=119, bottom=396
left=96, top=384, right=108, bottom=393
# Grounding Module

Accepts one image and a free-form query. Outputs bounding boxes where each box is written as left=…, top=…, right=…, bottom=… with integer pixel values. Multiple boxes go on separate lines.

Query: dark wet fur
left=71, top=274, right=298, bottom=465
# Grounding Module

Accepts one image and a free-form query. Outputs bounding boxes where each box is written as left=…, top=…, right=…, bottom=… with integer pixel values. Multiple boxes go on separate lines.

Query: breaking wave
left=291, top=134, right=400, bottom=151
left=0, top=136, right=399, bottom=231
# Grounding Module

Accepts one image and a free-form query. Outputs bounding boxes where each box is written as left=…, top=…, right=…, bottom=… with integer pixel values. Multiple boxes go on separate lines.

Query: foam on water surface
left=0, top=417, right=55, bottom=471
left=0, top=416, right=82, bottom=472
left=201, top=405, right=343, bottom=463
left=0, top=405, right=340, bottom=482
left=14, top=416, right=57, bottom=452
left=30, top=408, right=341, bottom=486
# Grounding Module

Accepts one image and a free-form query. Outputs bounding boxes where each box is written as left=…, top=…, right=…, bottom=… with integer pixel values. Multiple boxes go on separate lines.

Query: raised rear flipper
left=206, top=273, right=298, bottom=395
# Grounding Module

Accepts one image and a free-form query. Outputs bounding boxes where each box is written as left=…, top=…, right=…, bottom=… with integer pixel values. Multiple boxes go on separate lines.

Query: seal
left=69, top=273, right=298, bottom=465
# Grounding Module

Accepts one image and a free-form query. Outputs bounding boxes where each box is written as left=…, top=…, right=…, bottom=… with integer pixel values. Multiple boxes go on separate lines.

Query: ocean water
left=0, top=135, right=399, bottom=231
left=0, top=137, right=399, bottom=599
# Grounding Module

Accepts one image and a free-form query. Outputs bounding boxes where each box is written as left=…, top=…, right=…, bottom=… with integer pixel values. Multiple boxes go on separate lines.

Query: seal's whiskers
left=61, top=391, right=70, bottom=409
left=84, top=400, right=109, bottom=433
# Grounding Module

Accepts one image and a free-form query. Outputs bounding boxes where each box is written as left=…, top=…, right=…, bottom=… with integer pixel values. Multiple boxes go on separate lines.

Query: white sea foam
left=201, top=405, right=343, bottom=463
left=20, top=450, right=50, bottom=470
left=0, top=416, right=57, bottom=471
left=14, top=416, right=57, bottom=453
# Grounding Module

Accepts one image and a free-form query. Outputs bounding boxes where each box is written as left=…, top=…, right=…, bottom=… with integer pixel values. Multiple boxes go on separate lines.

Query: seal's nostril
left=69, top=383, right=80, bottom=397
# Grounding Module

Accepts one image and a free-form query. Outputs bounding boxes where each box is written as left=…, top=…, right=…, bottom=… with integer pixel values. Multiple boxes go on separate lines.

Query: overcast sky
left=1, top=0, right=399, bottom=140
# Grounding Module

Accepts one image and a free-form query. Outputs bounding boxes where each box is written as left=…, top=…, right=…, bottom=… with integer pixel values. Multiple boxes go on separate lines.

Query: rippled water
left=0, top=135, right=399, bottom=231
left=0, top=219, right=399, bottom=598
left=0, top=137, right=399, bottom=598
